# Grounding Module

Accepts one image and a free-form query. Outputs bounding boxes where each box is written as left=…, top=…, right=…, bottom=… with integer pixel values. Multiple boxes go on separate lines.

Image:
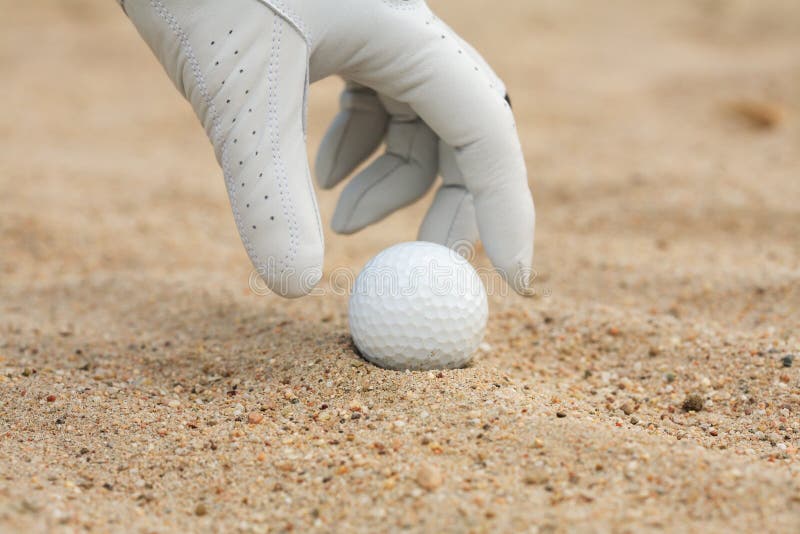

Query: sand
left=1, top=0, right=799, bottom=532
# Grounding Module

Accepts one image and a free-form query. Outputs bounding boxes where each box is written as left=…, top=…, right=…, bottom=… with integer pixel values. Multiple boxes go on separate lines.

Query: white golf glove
left=122, top=0, right=535, bottom=298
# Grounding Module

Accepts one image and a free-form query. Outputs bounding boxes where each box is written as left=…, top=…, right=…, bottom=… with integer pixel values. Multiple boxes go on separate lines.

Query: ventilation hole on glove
left=252, top=225, right=256, bottom=229
left=233, top=139, right=237, bottom=144
left=226, top=99, right=231, bottom=104
left=211, top=41, right=215, bottom=46
left=246, top=203, right=250, bottom=208
left=259, top=172, right=263, bottom=178
left=234, top=50, right=239, bottom=55
left=474, top=66, right=479, bottom=71
left=239, top=69, right=244, bottom=74
left=229, top=30, right=233, bottom=35
left=252, top=131, right=256, bottom=135
left=458, top=50, right=463, bottom=54
left=239, top=161, right=243, bottom=166
left=248, top=108, right=253, bottom=113
left=241, top=182, right=245, bottom=187
left=441, top=35, right=445, bottom=39
left=264, top=195, right=268, bottom=200
left=232, top=118, right=236, bottom=123
left=245, top=90, right=250, bottom=95
left=270, top=216, right=275, bottom=221
left=255, top=151, right=259, bottom=156
left=221, top=80, right=225, bottom=86
left=215, top=61, right=219, bottom=66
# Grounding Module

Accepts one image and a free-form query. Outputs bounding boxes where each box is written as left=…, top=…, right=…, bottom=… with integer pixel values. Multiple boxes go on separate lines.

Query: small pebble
left=682, top=394, right=704, bottom=412
left=195, top=504, right=207, bottom=516
left=556, top=411, right=567, bottom=418
left=782, top=355, right=794, bottom=368
left=248, top=412, right=264, bottom=425
left=416, top=463, right=443, bottom=491
left=523, top=466, right=549, bottom=485
left=46, top=394, right=56, bottom=402
left=728, top=99, right=785, bottom=129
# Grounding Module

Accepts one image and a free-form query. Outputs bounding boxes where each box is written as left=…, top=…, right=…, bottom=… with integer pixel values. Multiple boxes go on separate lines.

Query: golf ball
left=349, top=241, right=488, bottom=370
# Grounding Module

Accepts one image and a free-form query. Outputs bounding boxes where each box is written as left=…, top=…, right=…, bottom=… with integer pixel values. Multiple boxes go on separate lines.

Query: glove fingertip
left=256, top=243, right=324, bottom=299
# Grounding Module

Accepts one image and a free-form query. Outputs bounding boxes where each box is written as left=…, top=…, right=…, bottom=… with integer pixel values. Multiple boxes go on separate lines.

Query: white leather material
left=316, top=83, right=389, bottom=189
left=126, top=0, right=323, bottom=298
left=124, top=0, right=535, bottom=296
left=417, top=143, right=479, bottom=249
left=325, top=94, right=439, bottom=234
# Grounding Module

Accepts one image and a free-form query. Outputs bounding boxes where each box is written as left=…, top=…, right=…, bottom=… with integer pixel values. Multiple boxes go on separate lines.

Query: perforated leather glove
left=122, top=0, right=535, bottom=298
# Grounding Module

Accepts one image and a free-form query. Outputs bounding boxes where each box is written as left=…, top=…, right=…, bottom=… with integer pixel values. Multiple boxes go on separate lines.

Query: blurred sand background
left=1, top=0, right=799, bottom=532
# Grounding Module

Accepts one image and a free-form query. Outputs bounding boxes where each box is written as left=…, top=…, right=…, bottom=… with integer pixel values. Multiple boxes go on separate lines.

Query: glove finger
left=418, top=143, right=479, bottom=249
left=315, top=81, right=389, bottom=189
left=127, top=1, right=324, bottom=298
left=224, top=15, right=325, bottom=298
left=348, top=7, right=535, bottom=294
left=418, top=185, right=478, bottom=250
left=331, top=115, right=438, bottom=234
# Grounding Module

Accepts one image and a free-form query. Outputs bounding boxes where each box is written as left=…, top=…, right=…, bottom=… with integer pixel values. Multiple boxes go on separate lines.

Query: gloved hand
left=122, top=0, right=535, bottom=298
left=316, top=84, right=484, bottom=255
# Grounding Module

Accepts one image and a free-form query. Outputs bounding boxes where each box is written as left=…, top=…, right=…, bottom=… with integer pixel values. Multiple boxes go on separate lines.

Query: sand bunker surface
left=1, top=1, right=799, bottom=531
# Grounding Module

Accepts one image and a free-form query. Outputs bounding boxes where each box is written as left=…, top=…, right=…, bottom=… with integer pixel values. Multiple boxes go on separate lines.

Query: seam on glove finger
left=259, top=1, right=313, bottom=139
left=341, top=159, right=404, bottom=230
left=267, top=16, right=298, bottom=270
left=382, top=0, right=425, bottom=11
left=407, top=120, right=423, bottom=161
left=327, top=112, right=357, bottom=184
left=442, top=186, right=470, bottom=246
left=257, top=0, right=312, bottom=48
left=387, top=120, right=424, bottom=160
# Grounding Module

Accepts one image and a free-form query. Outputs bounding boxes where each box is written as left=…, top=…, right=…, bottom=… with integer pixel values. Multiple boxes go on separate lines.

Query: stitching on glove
left=442, top=187, right=469, bottom=246
left=382, top=0, right=424, bottom=11
left=260, top=0, right=313, bottom=177
left=343, top=160, right=405, bottom=230
left=259, top=0, right=313, bottom=47
left=330, top=113, right=356, bottom=183
left=266, top=17, right=298, bottom=269
left=406, top=121, right=422, bottom=161
left=149, top=0, right=257, bottom=266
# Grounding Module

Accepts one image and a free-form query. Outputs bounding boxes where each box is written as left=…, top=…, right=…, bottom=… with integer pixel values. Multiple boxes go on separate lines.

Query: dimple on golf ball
left=348, top=241, right=488, bottom=370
